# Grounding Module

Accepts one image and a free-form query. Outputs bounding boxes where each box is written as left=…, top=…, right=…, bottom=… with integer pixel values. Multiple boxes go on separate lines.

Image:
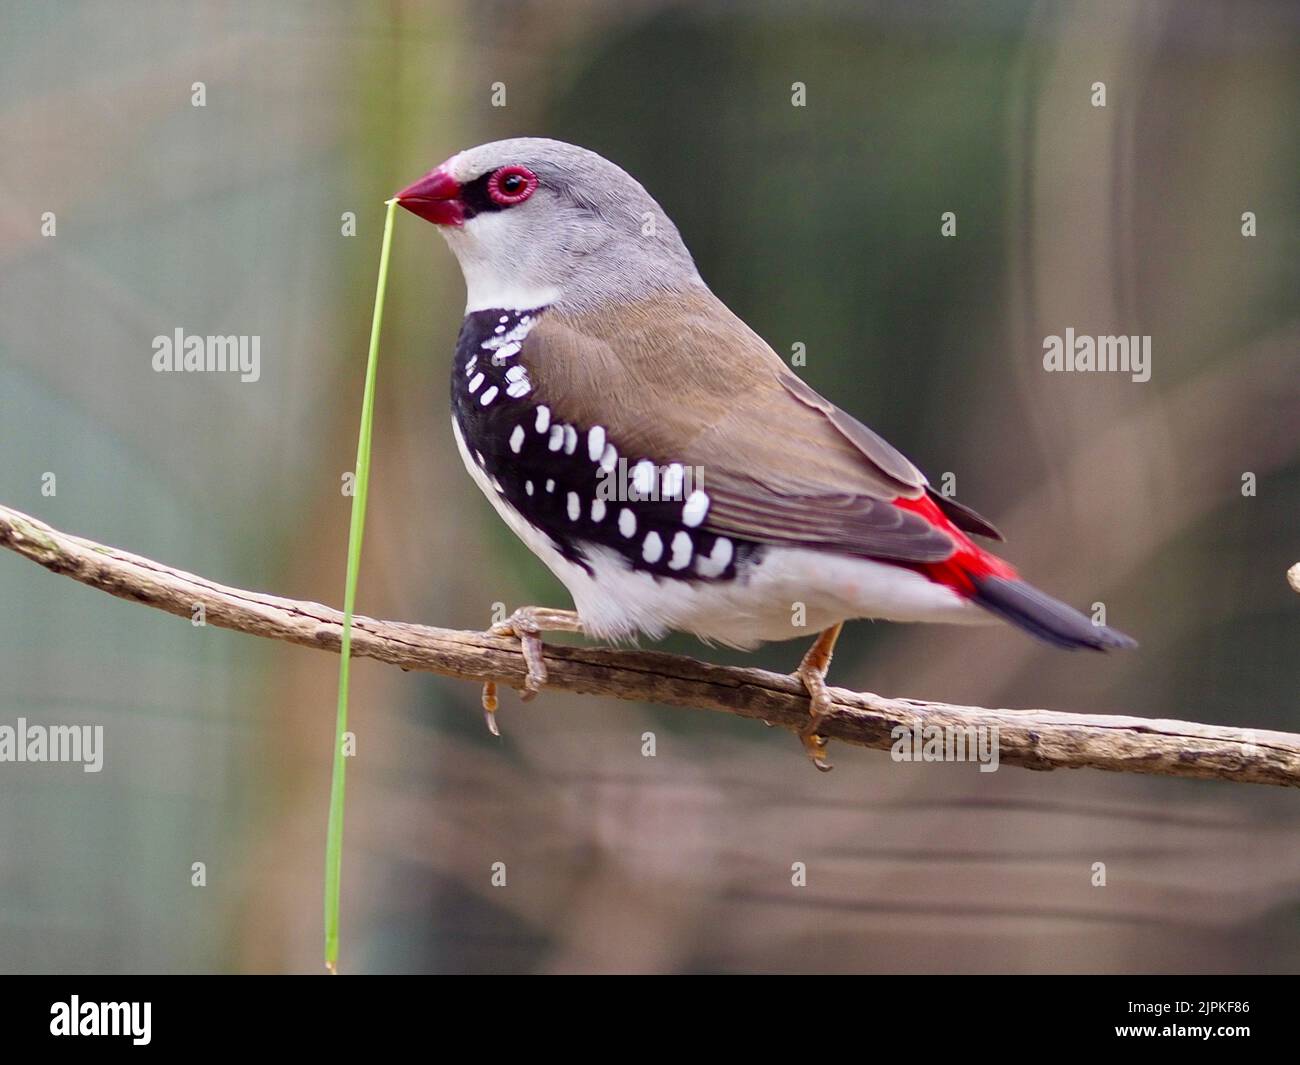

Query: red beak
left=394, top=167, right=464, bottom=226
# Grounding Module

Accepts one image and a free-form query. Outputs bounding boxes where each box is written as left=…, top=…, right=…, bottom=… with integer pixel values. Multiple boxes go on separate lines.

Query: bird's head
left=395, top=137, right=700, bottom=312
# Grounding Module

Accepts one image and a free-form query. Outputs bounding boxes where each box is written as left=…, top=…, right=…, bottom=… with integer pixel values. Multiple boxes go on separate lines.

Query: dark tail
left=970, top=574, right=1137, bottom=651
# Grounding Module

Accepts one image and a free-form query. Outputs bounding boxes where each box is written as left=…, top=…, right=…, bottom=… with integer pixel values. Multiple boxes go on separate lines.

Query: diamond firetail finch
left=395, top=138, right=1135, bottom=769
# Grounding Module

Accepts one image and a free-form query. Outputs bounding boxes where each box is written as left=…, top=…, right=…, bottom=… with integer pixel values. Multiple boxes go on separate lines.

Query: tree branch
left=2, top=502, right=1296, bottom=787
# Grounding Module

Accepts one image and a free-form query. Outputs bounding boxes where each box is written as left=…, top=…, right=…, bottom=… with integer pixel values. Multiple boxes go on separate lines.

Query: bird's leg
left=794, top=622, right=844, bottom=772
left=481, top=606, right=584, bottom=734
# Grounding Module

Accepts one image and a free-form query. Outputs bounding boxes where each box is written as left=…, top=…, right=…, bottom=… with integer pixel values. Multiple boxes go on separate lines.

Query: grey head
left=395, top=137, right=702, bottom=313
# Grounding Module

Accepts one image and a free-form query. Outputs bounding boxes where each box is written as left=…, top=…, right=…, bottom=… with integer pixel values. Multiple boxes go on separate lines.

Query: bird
left=394, top=137, right=1135, bottom=769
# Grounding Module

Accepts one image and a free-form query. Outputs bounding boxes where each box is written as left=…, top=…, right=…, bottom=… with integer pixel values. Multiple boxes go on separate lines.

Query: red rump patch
left=893, top=493, right=1018, bottom=596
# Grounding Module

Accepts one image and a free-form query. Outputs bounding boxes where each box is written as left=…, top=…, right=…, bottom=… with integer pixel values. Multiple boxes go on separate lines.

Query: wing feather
left=521, top=288, right=963, bottom=563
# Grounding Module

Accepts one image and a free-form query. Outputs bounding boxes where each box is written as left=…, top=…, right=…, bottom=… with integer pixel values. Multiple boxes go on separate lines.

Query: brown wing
left=520, top=287, right=960, bottom=564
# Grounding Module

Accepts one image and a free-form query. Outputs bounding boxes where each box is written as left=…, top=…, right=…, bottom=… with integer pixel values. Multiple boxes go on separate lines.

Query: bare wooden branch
left=2, top=502, right=1297, bottom=787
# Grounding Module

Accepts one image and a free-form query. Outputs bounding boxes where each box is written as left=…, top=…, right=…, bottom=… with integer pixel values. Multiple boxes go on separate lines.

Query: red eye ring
left=487, top=165, right=538, bottom=206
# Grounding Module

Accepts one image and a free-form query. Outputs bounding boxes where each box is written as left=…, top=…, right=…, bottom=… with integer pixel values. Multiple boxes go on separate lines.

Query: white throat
left=458, top=260, right=561, bottom=313
left=441, top=213, right=562, bottom=313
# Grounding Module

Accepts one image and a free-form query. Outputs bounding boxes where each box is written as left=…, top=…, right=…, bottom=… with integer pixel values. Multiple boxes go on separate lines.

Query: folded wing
left=523, top=287, right=991, bottom=564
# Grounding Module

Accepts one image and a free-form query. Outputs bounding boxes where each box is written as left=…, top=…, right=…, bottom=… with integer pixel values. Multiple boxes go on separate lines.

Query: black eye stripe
left=458, top=172, right=502, bottom=219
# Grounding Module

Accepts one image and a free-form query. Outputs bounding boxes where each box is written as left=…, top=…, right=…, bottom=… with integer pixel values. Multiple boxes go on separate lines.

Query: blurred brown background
left=0, top=0, right=1297, bottom=973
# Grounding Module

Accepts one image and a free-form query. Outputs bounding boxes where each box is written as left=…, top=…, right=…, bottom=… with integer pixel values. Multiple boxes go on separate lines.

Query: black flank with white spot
left=450, top=307, right=760, bottom=580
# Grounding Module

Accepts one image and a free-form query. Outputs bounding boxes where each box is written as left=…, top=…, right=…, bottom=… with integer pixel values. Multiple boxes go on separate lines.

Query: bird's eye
left=487, top=165, right=538, bottom=206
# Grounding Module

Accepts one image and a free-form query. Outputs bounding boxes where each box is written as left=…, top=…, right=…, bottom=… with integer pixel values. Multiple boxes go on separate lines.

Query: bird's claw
left=800, top=731, right=833, bottom=772
left=481, top=681, right=501, bottom=736
left=479, top=606, right=583, bottom=733
left=792, top=623, right=843, bottom=772
left=489, top=612, right=549, bottom=699
left=796, top=668, right=835, bottom=772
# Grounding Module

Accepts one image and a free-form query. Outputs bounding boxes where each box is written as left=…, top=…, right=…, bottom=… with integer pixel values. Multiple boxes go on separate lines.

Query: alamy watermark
left=0, top=718, right=103, bottom=772
left=891, top=723, right=999, bottom=772
left=596, top=458, right=704, bottom=502
left=1043, top=329, right=1150, bottom=383
left=50, top=996, right=150, bottom=1045
left=152, top=328, right=261, bottom=383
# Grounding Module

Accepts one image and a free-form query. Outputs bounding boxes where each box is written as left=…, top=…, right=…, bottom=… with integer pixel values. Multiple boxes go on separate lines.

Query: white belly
left=452, top=421, right=987, bottom=648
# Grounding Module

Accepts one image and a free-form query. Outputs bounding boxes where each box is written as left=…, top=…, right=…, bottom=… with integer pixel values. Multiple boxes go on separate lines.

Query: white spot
left=567, top=492, right=580, bottom=521
left=661, top=463, right=684, bottom=499
left=669, top=531, right=692, bottom=570
left=505, top=365, right=527, bottom=382
left=494, top=341, right=521, bottom=360
left=548, top=425, right=564, bottom=451
left=466, top=355, right=477, bottom=375
left=632, top=460, right=656, bottom=497
left=494, top=324, right=506, bottom=334
left=682, top=490, right=709, bottom=527
left=545, top=479, right=555, bottom=493
left=475, top=451, right=485, bottom=466
left=506, top=380, right=531, bottom=398
left=563, top=426, right=577, bottom=455
left=480, top=385, right=499, bottom=406
left=587, top=426, right=606, bottom=462
left=509, top=425, right=525, bottom=453
left=642, top=531, right=663, bottom=564
left=525, top=480, right=534, bottom=495
left=535, top=405, right=550, bottom=432
left=696, top=537, right=733, bottom=578
left=499, top=315, right=509, bottom=323
left=591, top=498, right=606, bottom=522
left=490, top=476, right=504, bottom=492
left=600, top=443, right=617, bottom=472
left=468, top=372, right=484, bottom=394
left=618, top=508, right=636, bottom=538
left=481, top=317, right=537, bottom=351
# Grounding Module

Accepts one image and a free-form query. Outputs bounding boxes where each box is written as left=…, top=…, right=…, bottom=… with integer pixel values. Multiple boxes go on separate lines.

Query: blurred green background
left=0, top=0, right=1297, bottom=973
